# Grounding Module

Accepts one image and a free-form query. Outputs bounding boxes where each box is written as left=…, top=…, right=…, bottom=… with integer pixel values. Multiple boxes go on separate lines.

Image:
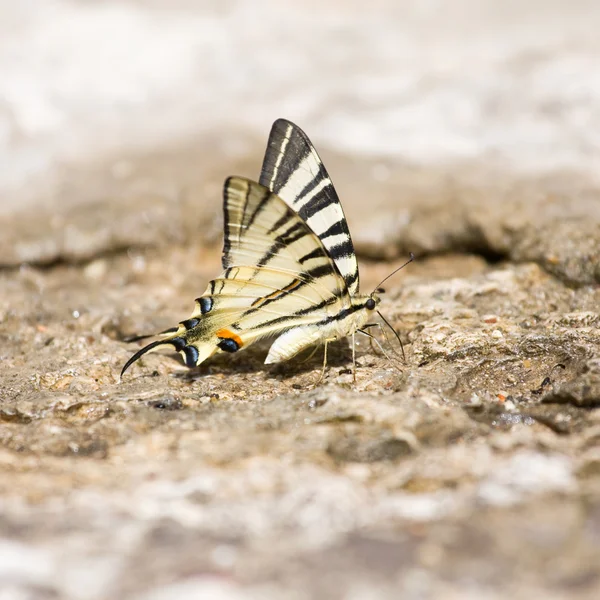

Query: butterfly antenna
left=371, top=252, right=415, bottom=294
left=377, top=310, right=405, bottom=362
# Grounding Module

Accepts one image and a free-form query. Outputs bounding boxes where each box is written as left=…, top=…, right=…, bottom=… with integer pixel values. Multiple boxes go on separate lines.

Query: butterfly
left=121, top=119, right=408, bottom=382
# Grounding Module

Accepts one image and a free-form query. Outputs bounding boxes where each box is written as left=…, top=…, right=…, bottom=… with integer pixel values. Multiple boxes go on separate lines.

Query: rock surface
left=1, top=2, right=600, bottom=599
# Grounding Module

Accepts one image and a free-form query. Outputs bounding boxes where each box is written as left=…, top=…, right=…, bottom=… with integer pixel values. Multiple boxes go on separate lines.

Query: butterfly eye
left=365, top=298, right=376, bottom=310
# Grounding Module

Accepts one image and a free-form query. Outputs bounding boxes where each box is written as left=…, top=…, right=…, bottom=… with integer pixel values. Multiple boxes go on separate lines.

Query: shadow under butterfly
left=121, top=119, right=413, bottom=384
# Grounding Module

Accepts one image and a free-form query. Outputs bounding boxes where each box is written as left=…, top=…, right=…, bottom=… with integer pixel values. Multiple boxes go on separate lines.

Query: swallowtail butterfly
left=122, top=119, right=401, bottom=381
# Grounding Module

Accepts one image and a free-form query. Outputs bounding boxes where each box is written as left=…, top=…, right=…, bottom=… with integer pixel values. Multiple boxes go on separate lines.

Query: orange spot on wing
left=216, top=328, right=244, bottom=348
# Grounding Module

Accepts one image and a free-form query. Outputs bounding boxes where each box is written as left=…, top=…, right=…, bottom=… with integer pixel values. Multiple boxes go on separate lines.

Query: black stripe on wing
left=242, top=292, right=367, bottom=334
left=259, top=118, right=360, bottom=294
left=223, top=181, right=272, bottom=269
left=257, top=221, right=308, bottom=268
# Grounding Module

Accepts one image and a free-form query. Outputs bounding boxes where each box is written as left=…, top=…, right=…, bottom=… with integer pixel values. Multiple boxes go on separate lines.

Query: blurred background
left=2, top=0, right=599, bottom=218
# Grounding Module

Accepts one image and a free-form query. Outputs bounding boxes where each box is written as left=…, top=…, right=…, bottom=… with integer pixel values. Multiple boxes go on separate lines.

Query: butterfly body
left=122, top=120, right=381, bottom=379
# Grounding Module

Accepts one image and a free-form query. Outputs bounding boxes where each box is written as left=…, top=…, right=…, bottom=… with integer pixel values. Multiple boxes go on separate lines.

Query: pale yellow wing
left=121, top=177, right=349, bottom=375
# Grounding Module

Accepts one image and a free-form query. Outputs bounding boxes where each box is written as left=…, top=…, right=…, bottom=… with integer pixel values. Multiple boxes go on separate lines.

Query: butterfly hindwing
left=259, top=119, right=360, bottom=295
left=121, top=177, right=352, bottom=375
left=186, top=177, right=352, bottom=359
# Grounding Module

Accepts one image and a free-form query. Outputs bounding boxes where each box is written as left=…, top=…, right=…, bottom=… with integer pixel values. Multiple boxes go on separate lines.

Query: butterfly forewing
left=259, top=119, right=360, bottom=295
left=222, top=177, right=347, bottom=301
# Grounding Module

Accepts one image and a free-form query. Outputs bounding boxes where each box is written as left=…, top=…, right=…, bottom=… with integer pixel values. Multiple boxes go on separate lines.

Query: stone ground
left=1, top=2, right=600, bottom=599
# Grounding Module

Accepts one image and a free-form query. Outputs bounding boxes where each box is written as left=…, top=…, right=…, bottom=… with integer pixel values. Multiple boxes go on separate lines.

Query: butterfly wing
left=259, top=118, right=360, bottom=295
left=121, top=177, right=350, bottom=376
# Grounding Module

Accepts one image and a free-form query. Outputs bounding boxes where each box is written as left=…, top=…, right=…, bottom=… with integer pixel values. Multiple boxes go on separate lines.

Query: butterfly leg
left=314, top=340, right=329, bottom=386
left=351, top=332, right=357, bottom=383
left=360, top=323, right=381, bottom=356
left=299, top=344, right=320, bottom=364
left=357, top=328, right=404, bottom=375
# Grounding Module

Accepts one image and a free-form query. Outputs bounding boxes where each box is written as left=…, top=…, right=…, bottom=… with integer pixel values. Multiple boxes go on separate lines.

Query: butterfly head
left=364, top=294, right=381, bottom=311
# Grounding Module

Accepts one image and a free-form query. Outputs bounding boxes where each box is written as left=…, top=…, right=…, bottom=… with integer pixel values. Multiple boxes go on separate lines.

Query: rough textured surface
left=1, top=2, right=600, bottom=600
